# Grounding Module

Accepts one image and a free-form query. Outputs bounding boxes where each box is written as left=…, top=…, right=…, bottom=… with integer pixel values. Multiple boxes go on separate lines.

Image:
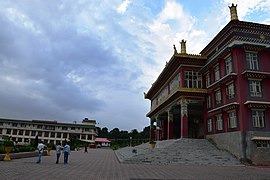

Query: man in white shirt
left=63, top=143, right=71, bottom=164
left=36, top=141, right=45, bottom=164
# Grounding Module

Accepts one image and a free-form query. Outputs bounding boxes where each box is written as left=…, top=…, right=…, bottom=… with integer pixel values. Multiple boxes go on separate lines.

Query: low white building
left=0, top=118, right=97, bottom=146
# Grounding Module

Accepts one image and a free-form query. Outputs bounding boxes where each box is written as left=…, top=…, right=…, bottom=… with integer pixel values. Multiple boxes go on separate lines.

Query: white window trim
left=228, top=110, right=237, bottom=128
left=252, top=109, right=265, bottom=128
left=216, top=114, right=223, bottom=131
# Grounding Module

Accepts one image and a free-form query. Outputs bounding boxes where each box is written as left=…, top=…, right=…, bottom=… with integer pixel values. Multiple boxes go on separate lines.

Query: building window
left=12, top=129, right=17, bottom=135
left=20, top=124, right=26, bottom=128
left=12, top=123, right=18, bottom=127
left=44, top=132, right=49, bottom=137
left=81, top=134, right=86, bottom=139
left=0, top=122, right=3, bottom=126
left=214, top=64, right=220, bottom=81
left=184, top=71, right=202, bottom=88
left=216, top=114, right=223, bottom=131
left=6, top=129, right=11, bottom=134
left=31, top=131, right=36, bottom=136
left=25, top=130, right=30, bottom=136
left=207, top=95, right=211, bottom=108
left=18, top=130, right=24, bottom=135
left=50, top=132, right=55, bottom=138
left=226, top=82, right=235, bottom=99
left=256, top=143, right=270, bottom=148
left=207, top=119, right=212, bottom=132
left=63, top=133, right=67, bottom=138
left=249, top=80, right=262, bottom=97
left=71, top=127, right=75, bottom=130
left=246, top=52, right=258, bottom=70
left=87, top=135, right=92, bottom=140
left=225, top=56, right=232, bottom=74
left=252, top=110, right=265, bottom=128
left=62, top=127, right=68, bottom=130
left=37, top=125, right=43, bottom=129
left=57, top=132, right=61, bottom=138
left=228, top=111, right=237, bottom=128
left=18, top=138, right=22, bottom=142
left=0, top=128, right=2, bottom=134
left=215, top=90, right=222, bottom=104
left=205, top=73, right=210, bottom=87
left=37, top=131, right=42, bottom=137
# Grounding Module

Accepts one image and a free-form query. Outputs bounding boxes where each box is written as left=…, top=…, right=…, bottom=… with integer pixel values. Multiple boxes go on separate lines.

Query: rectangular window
left=214, top=64, right=220, bottom=81
left=0, top=122, right=3, bottom=126
left=18, top=130, right=24, bottom=135
left=184, top=71, right=202, bottom=88
left=249, top=80, right=262, bottom=97
left=6, top=129, right=11, bottom=134
left=71, top=127, right=76, bottom=130
left=207, top=119, right=212, bottom=132
left=25, top=130, right=30, bottom=136
left=57, top=132, right=62, bottom=138
left=205, top=73, right=210, bottom=87
left=225, top=56, right=232, bottom=74
left=81, top=134, right=86, bottom=139
left=63, top=133, right=67, bottom=138
left=12, top=123, right=17, bottom=127
left=50, top=132, right=55, bottom=138
left=37, top=131, right=42, bottom=137
left=226, top=82, right=235, bottom=99
left=215, top=90, right=222, bottom=104
left=62, top=127, right=68, bottom=130
left=12, top=129, right=17, bottom=135
left=228, top=111, right=237, bottom=128
left=216, top=114, right=223, bottom=131
left=44, top=132, right=49, bottom=137
left=246, top=52, right=258, bottom=70
left=37, top=125, right=43, bottom=129
left=31, top=131, right=36, bottom=136
left=207, top=95, right=211, bottom=108
left=252, top=110, right=265, bottom=128
left=0, top=128, right=2, bottom=134
left=20, top=124, right=26, bottom=128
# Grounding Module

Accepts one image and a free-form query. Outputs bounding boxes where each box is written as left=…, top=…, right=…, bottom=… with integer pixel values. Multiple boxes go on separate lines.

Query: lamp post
left=130, top=137, right=132, bottom=147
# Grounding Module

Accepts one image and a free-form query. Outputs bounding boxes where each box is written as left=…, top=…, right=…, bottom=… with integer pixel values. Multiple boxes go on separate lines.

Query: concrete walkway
left=0, top=149, right=270, bottom=180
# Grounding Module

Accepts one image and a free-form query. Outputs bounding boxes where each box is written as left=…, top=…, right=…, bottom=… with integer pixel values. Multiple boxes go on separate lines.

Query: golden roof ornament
left=229, top=3, right=238, bottom=21
left=180, top=39, right=187, bottom=54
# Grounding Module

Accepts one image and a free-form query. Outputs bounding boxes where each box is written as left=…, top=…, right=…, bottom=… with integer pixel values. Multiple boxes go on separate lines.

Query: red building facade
left=144, top=4, right=270, bottom=165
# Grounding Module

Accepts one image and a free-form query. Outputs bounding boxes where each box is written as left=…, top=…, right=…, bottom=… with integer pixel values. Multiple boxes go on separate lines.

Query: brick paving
left=0, top=149, right=270, bottom=180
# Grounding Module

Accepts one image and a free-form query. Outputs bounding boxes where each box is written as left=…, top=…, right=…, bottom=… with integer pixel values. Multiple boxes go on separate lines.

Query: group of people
left=36, top=141, right=71, bottom=164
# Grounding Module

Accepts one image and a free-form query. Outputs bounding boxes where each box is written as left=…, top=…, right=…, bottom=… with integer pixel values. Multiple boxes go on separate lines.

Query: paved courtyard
left=0, top=149, right=270, bottom=180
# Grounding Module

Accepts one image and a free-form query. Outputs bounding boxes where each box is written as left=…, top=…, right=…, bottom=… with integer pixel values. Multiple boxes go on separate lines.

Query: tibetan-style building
left=144, top=4, right=270, bottom=165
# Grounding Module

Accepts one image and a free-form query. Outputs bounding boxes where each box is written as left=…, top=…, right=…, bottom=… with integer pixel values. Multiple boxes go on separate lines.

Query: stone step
left=115, top=138, right=242, bottom=166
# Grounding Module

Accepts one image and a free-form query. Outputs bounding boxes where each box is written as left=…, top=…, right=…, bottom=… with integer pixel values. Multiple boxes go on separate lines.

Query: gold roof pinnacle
left=180, top=39, right=187, bottom=54
left=229, top=3, right=238, bottom=21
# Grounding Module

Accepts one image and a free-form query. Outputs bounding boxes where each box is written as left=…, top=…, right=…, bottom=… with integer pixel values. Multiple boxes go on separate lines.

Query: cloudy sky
left=0, top=0, right=270, bottom=131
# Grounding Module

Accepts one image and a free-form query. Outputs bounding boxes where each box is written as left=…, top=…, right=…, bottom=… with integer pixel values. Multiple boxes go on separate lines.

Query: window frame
left=214, top=64, right=220, bottom=81
left=226, top=82, right=235, bottom=100
left=216, top=114, right=223, bottom=131
left=252, top=109, right=265, bottom=128
left=249, top=80, right=262, bottom=97
left=246, top=51, right=259, bottom=70
left=228, top=110, right=237, bottom=128
left=225, top=56, right=232, bottom=74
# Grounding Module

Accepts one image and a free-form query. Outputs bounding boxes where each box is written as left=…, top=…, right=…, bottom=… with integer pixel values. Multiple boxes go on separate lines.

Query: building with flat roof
left=0, top=117, right=97, bottom=146
left=144, top=4, right=270, bottom=165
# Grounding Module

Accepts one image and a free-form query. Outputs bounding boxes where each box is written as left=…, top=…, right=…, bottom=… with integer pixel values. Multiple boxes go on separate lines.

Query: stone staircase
left=115, top=138, right=242, bottom=166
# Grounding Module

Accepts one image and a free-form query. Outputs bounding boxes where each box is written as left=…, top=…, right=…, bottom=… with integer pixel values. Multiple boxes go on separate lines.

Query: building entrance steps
left=115, top=138, right=243, bottom=166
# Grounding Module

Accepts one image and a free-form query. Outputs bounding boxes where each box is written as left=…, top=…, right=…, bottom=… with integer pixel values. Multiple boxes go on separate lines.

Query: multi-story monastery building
left=0, top=118, right=96, bottom=146
left=144, top=4, right=270, bottom=165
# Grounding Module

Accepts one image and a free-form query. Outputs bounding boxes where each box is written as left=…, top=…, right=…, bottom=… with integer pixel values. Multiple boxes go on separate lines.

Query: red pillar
left=169, top=120, right=174, bottom=139
left=181, top=114, right=188, bottom=138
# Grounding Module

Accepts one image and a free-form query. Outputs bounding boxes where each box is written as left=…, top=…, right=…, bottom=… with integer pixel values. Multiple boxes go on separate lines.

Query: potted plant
left=3, top=139, right=14, bottom=161
left=149, top=141, right=156, bottom=149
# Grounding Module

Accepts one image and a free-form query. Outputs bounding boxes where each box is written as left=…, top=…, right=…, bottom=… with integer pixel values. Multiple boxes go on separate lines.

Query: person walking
left=55, top=143, right=63, bottom=164
left=36, top=141, right=45, bottom=164
left=84, top=143, right=88, bottom=153
left=63, top=143, right=71, bottom=164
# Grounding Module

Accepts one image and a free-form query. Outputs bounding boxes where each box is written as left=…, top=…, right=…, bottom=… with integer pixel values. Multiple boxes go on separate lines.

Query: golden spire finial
left=229, top=3, right=238, bottom=21
left=180, top=39, right=186, bottom=54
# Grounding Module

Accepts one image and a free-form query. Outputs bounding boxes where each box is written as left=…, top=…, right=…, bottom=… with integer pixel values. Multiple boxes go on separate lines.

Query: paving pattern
left=115, top=139, right=242, bottom=165
left=0, top=146, right=269, bottom=179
